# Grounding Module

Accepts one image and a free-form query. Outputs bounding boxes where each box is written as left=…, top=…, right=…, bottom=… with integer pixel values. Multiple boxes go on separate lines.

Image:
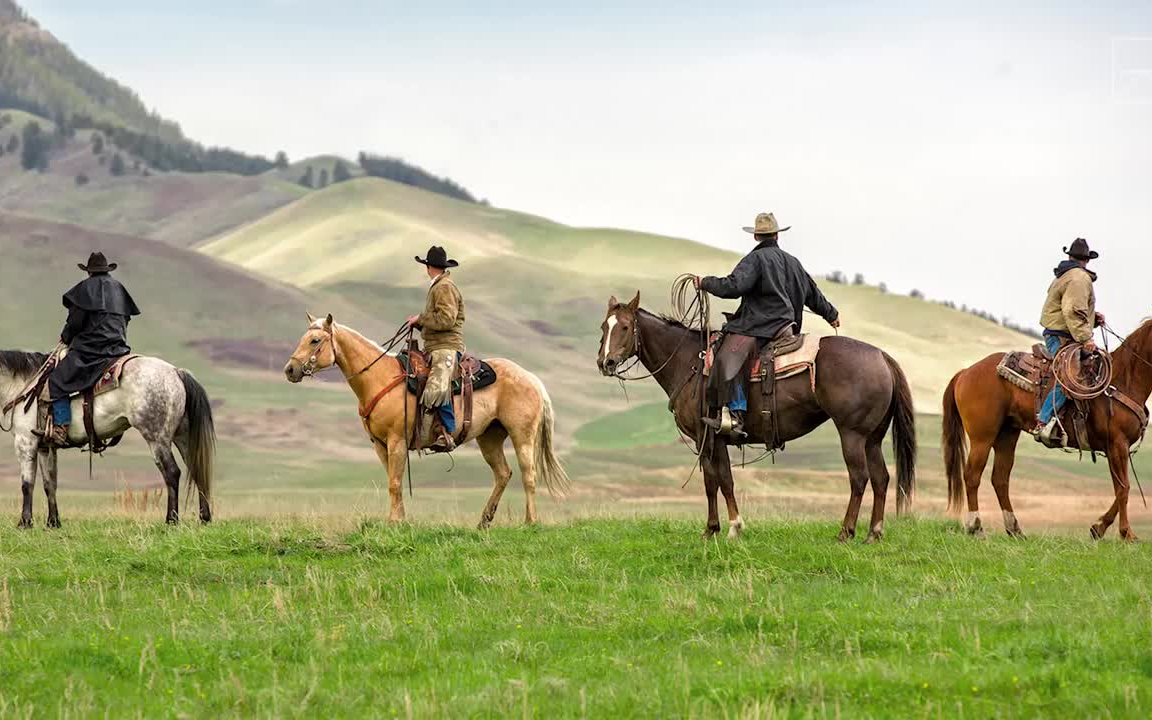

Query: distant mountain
left=0, top=0, right=182, bottom=141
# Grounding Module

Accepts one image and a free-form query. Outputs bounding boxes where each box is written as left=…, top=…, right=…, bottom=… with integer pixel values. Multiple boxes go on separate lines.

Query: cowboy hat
left=415, top=246, right=459, bottom=269
left=78, top=251, right=117, bottom=273
left=742, top=212, right=791, bottom=235
left=1063, top=237, right=1099, bottom=261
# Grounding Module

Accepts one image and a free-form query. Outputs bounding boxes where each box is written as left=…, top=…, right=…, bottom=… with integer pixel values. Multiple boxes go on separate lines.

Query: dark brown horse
left=597, top=293, right=916, bottom=541
left=943, top=322, right=1152, bottom=541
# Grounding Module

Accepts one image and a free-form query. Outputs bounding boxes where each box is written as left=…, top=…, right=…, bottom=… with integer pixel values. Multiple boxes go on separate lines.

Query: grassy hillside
left=2, top=517, right=1150, bottom=717
left=202, top=177, right=1033, bottom=411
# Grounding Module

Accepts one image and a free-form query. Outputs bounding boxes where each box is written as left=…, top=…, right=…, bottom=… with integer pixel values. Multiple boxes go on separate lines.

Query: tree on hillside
left=91, top=133, right=104, bottom=155
left=878, top=282, right=888, bottom=294
left=6, top=134, right=18, bottom=154
left=333, top=160, right=351, bottom=183
left=357, top=152, right=477, bottom=203
left=275, top=151, right=289, bottom=170
left=0, top=113, right=10, bottom=128
left=75, top=172, right=89, bottom=186
left=910, top=289, right=925, bottom=300
left=109, top=152, right=125, bottom=176
left=318, top=168, right=329, bottom=188
left=826, top=271, right=846, bottom=284
left=20, top=121, right=49, bottom=171
left=853, top=273, right=866, bottom=286
left=298, top=166, right=314, bottom=189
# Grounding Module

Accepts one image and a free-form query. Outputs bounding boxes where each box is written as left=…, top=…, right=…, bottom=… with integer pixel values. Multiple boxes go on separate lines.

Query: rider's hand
left=830, top=318, right=841, bottom=329
left=1095, top=311, right=1106, bottom=327
left=692, top=275, right=701, bottom=290
left=1084, top=339, right=1098, bottom=353
left=407, top=315, right=420, bottom=328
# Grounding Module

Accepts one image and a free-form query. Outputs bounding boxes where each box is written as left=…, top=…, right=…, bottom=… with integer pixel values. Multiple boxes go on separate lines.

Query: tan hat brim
left=743, top=226, right=790, bottom=234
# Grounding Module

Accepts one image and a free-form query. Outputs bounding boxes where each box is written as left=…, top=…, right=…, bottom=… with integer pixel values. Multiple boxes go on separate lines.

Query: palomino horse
left=283, top=314, right=569, bottom=526
left=598, top=293, right=916, bottom=541
left=0, top=351, right=215, bottom=527
left=943, top=322, right=1152, bottom=541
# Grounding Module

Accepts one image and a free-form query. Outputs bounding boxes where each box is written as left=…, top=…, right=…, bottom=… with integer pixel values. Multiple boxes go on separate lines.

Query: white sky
left=22, top=0, right=1152, bottom=332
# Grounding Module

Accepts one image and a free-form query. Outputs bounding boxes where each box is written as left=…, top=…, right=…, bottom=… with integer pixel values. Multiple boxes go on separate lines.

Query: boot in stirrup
left=32, top=423, right=70, bottom=448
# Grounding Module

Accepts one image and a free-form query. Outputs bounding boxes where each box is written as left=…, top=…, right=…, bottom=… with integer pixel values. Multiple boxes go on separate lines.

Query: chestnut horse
left=284, top=314, right=569, bottom=526
left=598, top=293, right=916, bottom=541
left=942, top=321, right=1152, bottom=540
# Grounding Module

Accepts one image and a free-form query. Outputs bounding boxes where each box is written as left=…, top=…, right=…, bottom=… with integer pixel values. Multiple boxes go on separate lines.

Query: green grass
left=1, top=517, right=1150, bottom=718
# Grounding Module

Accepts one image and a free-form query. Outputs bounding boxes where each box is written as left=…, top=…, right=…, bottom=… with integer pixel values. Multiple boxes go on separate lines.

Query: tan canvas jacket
left=418, top=273, right=465, bottom=352
left=1039, top=267, right=1095, bottom=343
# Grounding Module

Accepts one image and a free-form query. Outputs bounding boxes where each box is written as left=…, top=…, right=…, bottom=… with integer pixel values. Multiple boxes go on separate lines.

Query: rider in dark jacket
left=697, top=213, right=839, bottom=438
left=35, top=252, right=140, bottom=447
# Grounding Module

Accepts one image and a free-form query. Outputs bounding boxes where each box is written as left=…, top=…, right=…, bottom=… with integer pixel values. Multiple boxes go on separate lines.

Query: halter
left=300, top=323, right=396, bottom=380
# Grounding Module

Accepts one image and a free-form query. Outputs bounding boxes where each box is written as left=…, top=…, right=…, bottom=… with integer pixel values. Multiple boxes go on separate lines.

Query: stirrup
left=702, top=408, right=746, bottom=439
left=33, top=424, right=70, bottom=448
left=1036, top=419, right=1063, bottom=449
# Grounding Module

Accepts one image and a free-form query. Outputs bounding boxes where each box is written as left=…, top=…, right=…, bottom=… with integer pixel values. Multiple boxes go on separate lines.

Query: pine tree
left=333, top=160, right=351, bottom=183
left=318, top=168, right=329, bottom=188
left=299, top=166, right=314, bottom=188
left=110, top=152, right=126, bottom=176
left=20, top=122, right=48, bottom=171
left=5, top=135, right=16, bottom=154
left=91, top=133, right=104, bottom=155
left=275, top=151, right=289, bottom=170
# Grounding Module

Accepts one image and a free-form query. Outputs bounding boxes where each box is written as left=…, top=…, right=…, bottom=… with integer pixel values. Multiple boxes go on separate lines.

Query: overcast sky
left=23, top=0, right=1152, bottom=332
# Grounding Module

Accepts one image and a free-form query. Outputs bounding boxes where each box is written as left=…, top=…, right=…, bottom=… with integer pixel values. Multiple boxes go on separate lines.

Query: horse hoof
left=836, top=529, right=854, bottom=543
left=1005, top=529, right=1026, bottom=540
left=477, top=520, right=490, bottom=531
left=1121, top=531, right=1140, bottom=543
left=1090, top=523, right=1107, bottom=541
left=702, top=527, right=720, bottom=540
left=46, top=517, right=61, bottom=529
left=863, top=531, right=882, bottom=544
left=17, top=518, right=33, bottom=530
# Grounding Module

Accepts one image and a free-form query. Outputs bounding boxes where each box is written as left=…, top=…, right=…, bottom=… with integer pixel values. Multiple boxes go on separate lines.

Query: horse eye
left=310, top=338, right=320, bottom=345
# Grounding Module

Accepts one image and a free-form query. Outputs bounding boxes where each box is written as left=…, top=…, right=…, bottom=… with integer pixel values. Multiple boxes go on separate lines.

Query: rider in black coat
left=36, top=252, right=140, bottom=446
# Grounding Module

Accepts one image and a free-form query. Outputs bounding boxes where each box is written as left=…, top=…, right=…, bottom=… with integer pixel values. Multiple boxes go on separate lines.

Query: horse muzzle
left=284, top=360, right=305, bottom=384
left=600, top=358, right=619, bottom=377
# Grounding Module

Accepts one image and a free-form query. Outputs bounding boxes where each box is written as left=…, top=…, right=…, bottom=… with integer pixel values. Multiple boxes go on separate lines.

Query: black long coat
left=701, top=239, right=839, bottom=339
left=49, top=274, right=141, bottom=400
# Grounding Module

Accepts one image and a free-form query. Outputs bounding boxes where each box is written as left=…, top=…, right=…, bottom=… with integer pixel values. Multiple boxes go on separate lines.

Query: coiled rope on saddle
left=1053, top=344, right=1113, bottom=400
left=671, top=274, right=711, bottom=335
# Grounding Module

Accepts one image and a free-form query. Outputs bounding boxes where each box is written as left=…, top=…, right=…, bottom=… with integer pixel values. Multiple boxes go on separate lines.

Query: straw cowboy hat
left=1063, top=237, right=1099, bottom=261
left=742, top=212, right=791, bottom=235
left=78, top=251, right=117, bottom=273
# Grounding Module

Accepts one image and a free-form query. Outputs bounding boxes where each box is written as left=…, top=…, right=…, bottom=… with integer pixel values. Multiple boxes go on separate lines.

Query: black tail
left=942, top=372, right=967, bottom=515
left=178, top=370, right=215, bottom=515
left=883, top=353, right=917, bottom=514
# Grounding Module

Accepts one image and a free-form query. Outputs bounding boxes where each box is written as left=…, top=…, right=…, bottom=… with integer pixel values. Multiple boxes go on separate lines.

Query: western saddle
left=396, top=340, right=496, bottom=452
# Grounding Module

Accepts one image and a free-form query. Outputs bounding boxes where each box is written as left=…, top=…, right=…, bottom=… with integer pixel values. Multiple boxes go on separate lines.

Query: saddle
left=396, top=343, right=497, bottom=447
left=37, top=354, right=140, bottom=453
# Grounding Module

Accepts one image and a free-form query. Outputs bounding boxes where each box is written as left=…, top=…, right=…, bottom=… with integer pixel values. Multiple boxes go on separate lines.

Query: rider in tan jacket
left=407, top=246, right=465, bottom=452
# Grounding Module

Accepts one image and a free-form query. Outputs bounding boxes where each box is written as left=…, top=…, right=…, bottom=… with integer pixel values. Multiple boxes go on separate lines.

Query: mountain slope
left=201, top=177, right=1033, bottom=417
left=0, top=0, right=181, bottom=140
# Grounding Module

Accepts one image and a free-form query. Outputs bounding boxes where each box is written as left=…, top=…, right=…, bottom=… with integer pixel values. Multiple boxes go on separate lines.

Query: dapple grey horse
left=0, top=351, right=215, bottom=527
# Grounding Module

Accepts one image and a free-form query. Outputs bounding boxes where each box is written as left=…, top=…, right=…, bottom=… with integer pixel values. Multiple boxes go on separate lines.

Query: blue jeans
left=727, top=384, right=747, bottom=413
left=1038, top=334, right=1067, bottom=423
left=437, top=403, right=456, bottom=434
left=52, top=398, right=72, bottom=426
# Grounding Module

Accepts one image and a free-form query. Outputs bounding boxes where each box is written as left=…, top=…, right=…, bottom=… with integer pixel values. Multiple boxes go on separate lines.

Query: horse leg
left=512, top=427, right=539, bottom=525
left=989, top=428, right=1024, bottom=538
left=147, top=440, right=182, bottom=525
left=40, top=448, right=60, bottom=529
left=1097, top=446, right=1138, bottom=542
left=836, top=429, right=870, bottom=542
left=863, top=437, right=889, bottom=544
left=16, top=434, right=37, bottom=529
left=702, top=442, right=723, bottom=539
left=716, top=447, right=743, bottom=540
left=375, top=442, right=407, bottom=523
left=476, top=425, right=512, bottom=529
left=963, top=436, right=993, bottom=538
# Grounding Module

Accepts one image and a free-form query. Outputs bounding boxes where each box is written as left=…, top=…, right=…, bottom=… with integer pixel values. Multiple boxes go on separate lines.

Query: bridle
left=604, top=310, right=699, bottom=383
left=299, top=323, right=400, bottom=380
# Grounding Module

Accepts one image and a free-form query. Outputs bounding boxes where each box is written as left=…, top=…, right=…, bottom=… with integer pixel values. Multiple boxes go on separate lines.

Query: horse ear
left=324, top=313, right=334, bottom=329
left=627, top=291, right=640, bottom=311
left=608, top=295, right=619, bottom=310
left=306, top=312, right=316, bottom=324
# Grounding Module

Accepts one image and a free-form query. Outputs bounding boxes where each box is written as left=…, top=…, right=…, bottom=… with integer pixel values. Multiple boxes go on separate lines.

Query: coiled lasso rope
left=1053, top=343, right=1113, bottom=400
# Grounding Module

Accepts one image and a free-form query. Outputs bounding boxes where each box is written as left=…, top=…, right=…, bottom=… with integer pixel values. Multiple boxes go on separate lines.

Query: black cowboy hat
left=78, top=251, right=117, bottom=273
left=1063, top=237, right=1099, bottom=261
left=414, top=245, right=459, bottom=270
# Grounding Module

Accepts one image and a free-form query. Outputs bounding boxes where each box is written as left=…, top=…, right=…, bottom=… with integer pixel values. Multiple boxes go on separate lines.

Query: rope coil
left=1053, top=344, right=1113, bottom=400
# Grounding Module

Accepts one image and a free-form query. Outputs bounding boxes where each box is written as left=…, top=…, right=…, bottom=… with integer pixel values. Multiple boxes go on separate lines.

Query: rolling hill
left=202, top=176, right=1034, bottom=417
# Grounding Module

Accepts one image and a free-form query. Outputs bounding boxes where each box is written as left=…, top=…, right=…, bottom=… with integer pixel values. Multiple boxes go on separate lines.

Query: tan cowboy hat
left=742, top=212, right=790, bottom=235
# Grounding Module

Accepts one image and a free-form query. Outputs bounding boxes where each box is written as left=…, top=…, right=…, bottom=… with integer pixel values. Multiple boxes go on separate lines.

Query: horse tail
left=942, top=371, right=968, bottom=515
left=534, top=382, right=571, bottom=498
left=883, top=352, right=917, bottom=514
left=178, top=369, right=216, bottom=509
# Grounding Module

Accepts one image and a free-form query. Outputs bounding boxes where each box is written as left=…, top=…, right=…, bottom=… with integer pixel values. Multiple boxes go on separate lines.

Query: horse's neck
left=1114, top=328, right=1152, bottom=406
left=636, top=309, right=701, bottom=396
left=0, top=371, right=22, bottom=410
left=333, top=325, right=400, bottom=397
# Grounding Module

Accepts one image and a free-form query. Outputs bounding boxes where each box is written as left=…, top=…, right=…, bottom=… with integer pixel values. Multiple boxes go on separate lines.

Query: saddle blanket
left=751, top=334, right=822, bottom=392
left=996, top=344, right=1052, bottom=395
left=397, top=350, right=498, bottom=396
left=39, top=354, right=140, bottom=402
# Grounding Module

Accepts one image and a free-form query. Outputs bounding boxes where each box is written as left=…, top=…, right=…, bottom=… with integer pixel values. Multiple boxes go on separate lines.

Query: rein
left=0, top=344, right=63, bottom=433
left=301, top=321, right=409, bottom=380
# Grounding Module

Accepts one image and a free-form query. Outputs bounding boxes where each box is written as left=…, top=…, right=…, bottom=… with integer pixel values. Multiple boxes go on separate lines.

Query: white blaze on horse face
left=602, top=315, right=619, bottom=364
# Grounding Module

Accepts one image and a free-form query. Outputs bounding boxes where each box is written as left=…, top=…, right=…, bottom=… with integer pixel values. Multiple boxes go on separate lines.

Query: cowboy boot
left=1036, top=418, right=1063, bottom=448
left=32, top=423, right=70, bottom=448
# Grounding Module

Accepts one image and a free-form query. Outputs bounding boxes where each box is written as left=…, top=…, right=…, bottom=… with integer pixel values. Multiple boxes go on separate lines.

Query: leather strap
left=1106, top=385, right=1149, bottom=430
left=359, top=375, right=408, bottom=420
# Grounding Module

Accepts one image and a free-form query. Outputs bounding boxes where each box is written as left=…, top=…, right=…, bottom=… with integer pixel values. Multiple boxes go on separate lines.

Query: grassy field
left=0, top=517, right=1150, bottom=718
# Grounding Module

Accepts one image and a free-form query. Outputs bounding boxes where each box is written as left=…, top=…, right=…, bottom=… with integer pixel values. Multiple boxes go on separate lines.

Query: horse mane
left=0, top=350, right=49, bottom=377
left=654, top=312, right=705, bottom=336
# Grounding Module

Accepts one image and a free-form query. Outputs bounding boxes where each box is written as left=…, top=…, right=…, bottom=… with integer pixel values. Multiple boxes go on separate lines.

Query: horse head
left=284, top=313, right=337, bottom=383
left=597, top=292, right=640, bottom=376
